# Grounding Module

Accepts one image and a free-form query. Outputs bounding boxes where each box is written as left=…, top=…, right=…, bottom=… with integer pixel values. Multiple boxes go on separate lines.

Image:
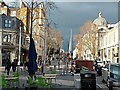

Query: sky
left=2, top=0, right=120, bottom=3
left=50, top=2, right=118, bottom=51
left=2, top=0, right=119, bottom=52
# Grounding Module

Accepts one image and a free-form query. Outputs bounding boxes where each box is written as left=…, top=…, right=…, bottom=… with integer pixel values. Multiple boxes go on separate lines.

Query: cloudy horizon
left=50, top=2, right=118, bottom=51
left=2, top=0, right=118, bottom=52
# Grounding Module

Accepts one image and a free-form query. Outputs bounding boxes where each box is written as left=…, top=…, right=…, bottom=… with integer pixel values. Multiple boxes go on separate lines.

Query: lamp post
left=18, top=23, right=22, bottom=66
left=43, top=29, right=47, bottom=74
left=39, top=24, right=47, bottom=74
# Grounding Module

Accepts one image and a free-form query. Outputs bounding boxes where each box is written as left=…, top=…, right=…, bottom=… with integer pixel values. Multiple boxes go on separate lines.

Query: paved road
left=0, top=66, right=108, bottom=90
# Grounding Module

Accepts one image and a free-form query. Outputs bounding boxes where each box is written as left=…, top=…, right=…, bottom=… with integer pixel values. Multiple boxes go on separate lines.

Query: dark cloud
left=50, top=2, right=118, bottom=51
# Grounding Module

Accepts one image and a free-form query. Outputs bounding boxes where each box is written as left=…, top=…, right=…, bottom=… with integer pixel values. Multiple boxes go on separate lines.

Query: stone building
left=74, top=12, right=120, bottom=64
left=0, top=1, right=46, bottom=65
left=0, top=14, right=28, bottom=65
left=93, top=12, right=119, bottom=64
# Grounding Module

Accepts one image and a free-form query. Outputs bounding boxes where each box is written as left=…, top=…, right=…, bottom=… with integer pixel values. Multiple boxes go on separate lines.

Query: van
left=107, top=64, right=120, bottom=88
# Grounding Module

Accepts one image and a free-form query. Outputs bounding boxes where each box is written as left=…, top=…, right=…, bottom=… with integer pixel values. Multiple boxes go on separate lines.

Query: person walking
left=24, top=61, right=28, bottom=71
left=58, top=59, right=60, bottom=69
left=62, top=57, right=67, bottom=75
left=6, top=59, right=11, bottom=75
left=70, top=61, right=75, bottom=75
left=94, top=59, right=98, bottom=72
left=11, top=59, right=18, bottom=72
left=97, top=65, right=102, bottom=76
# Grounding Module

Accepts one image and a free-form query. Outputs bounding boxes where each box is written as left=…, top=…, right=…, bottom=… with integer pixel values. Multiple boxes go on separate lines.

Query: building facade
left=93, top=12, right=119, bottom=64
left=0, top=1, right=10, bottom=16
left=0, top=1, right=46, bottom=65
left=74, top=12, right=120, bottom=64
left=97, top=22, right=119, bottom=63
left=0, top=14, right=28, bottom=65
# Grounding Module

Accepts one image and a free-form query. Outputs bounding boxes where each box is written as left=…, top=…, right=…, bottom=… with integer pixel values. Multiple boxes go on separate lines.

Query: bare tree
left=80, top=20, right=93, bottom=36
left=74, top=20, right=98, bottom=59
left=46, top=27, right=63, bottom=49
left=74, top=34, right=83, bottom=57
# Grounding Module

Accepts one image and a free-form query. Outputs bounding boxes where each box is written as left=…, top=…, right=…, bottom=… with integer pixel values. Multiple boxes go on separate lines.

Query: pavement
left=1, top=65, right=119, bottom=90
left=96, top=76, right=109, bottom=90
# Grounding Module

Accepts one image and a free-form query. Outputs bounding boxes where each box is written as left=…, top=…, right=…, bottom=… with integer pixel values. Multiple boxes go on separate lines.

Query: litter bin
left=80, top=71, right=96, bottom=90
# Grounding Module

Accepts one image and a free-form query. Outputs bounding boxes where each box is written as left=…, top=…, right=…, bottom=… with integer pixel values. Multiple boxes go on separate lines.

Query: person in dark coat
left=94, top=59, right=98, bottom=72
left=6, top=59, right=11, bottom=75
left=24, top=61, right=28, bottom=71
left=11, top=59, right=18, bottom=72
left=75, top=64, right=81, bottom=73
left=97, top=66, right=102, bottom=76
left=70, top=61, right=75, bottom=75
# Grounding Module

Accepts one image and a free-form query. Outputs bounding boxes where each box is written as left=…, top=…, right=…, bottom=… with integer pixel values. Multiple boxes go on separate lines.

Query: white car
left=97, top=61, right=104, bottom=67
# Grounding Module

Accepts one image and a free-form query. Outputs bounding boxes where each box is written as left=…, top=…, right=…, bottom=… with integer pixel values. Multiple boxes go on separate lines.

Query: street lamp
left=18, top=23, right=22, bottom=65
left=43, top=29, right=47, bottom=74
left=39, top=24, right=47, bottom=74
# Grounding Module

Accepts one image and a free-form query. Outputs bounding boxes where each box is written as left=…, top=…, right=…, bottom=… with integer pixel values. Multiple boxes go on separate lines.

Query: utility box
left=81, top=71, right=96, bottom=90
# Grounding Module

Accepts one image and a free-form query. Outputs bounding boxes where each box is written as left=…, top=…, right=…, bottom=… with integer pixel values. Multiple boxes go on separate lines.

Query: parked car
left=97, top=61, right=104, bottom=67
left=106, top=64, right=120, bottom=88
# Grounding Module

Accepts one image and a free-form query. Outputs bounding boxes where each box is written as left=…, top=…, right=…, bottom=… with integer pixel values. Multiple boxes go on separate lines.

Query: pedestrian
left=6, top=59, right=11, bottom=75
left=62, top=57, right=68, bottom=75
left=11, top=59, right=18, bottom=72
left=95, top=64, right=98, bottom=72
left=97, top=66, right=102, bottom=76
left=24, top=61, right=28, bottom=71
left=52, top=57, right=56, bottom=70
left=70, top=61, right=75, bottom=75
left=4, top=63, right=7, bottom=73
left=58, top=59, right=60, bottom=69
left=38, top=56, right=42, bottom=65
left=62, top=64, right=67, bottom=75
left=75, top=64, right=80, bottom=73
left=94, top=59, right=98, bottom=72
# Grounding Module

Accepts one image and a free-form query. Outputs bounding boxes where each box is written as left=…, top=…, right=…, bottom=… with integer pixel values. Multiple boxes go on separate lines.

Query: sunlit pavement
left=0, top=66, right=109, bottom=90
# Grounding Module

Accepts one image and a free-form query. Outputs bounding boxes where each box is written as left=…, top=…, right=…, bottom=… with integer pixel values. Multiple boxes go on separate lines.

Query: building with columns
left=93, top=12, right=119, bottom=64
left=97, top=22, right=119, bottom=63
left=74, top=12, right=120, bottom=64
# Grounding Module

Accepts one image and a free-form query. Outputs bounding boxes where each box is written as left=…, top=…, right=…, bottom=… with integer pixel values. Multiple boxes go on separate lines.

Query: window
left=11, top=11, right=16, bottom=16
left=33, top=11, right=36, bottom=17
left=4, top=20, right=12, bottom=28
left=33, top=20, right=36, bottom=32
left=33, top=20, right=36, bottom=25
left=0, top=10, right=5, bottom=15
left=108, top=49, right=110, bottom=59
left=3, top=35, right=11, bottom=42
left=117, top=58, right=119, bottom=63
left=112, top=48, right=115, bottom=59
left=16, top=35, right=19, bottom=44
